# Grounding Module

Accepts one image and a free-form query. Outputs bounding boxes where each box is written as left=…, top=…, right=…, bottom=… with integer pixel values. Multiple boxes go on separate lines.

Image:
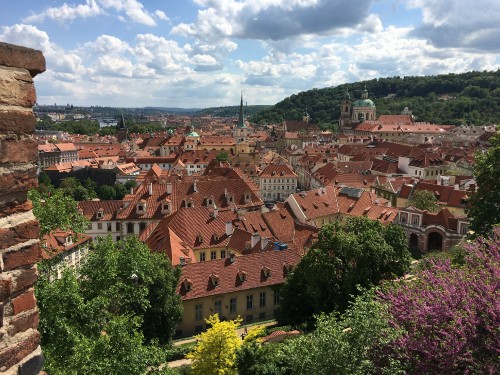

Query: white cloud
left=23, top=0, right=101, bottom=23
left=154, top=10, right=169, bottom=22
left=407, top=0, right=500, bottom=51
left=23, top=0, right=157, bottom=26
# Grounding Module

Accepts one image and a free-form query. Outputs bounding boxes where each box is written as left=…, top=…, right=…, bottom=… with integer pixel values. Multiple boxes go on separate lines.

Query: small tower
left=302, top=108, right=310, bottom=123
left=116, top=114, right=128, bottom=142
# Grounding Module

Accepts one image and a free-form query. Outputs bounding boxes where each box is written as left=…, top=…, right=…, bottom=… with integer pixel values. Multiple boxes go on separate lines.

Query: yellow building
left=175, top=249, right=301, bottom=337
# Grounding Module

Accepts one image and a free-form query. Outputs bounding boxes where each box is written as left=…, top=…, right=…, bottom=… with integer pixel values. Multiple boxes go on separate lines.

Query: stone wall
left=0, top=42, right=45, bottom=375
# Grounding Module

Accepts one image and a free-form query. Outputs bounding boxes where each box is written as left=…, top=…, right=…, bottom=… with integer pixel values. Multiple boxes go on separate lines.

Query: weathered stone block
left=0, top=136, right=38, bottom=163
left=12, top=289, right=36, bottom=315
left=0, top=42, right=46, bottom=77
left=2, top=242, right=42, bottom=271
left=0, top=110, right=36, bottom=134
left=0, top=67, right=36, bottom=107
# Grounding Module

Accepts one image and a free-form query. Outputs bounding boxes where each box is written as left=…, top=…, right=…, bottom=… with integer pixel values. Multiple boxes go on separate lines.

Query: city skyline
left=1, top=0, right=499, bottom=108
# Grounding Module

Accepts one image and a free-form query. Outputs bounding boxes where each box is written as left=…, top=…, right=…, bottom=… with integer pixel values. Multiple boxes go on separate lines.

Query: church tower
left=339, top=90, right=352, bottom=132
left=116, top=114, right=128, bottom=142
left=234, top=92, right=250, bottom=153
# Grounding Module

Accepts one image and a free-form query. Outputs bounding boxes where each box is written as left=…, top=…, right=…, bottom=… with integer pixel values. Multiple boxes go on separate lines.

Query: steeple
left=237, top=91, right=246, bottom=128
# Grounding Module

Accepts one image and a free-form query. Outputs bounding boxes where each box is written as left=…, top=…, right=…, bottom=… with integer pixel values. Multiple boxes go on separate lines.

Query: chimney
left=251, top=232, right=260, bottom=248
left=229, top=251, right=235, bottom=263
left=224, top=187, right=228, bottom=197
left=193, top=179, right=198, bottom=192
left=225, top=221, right=233, bottom=236
left=260, top=236, right=269, bottom=251
left=167, top=182, right=172, bottom=194
left=213, top=208, right=218, bottom=218
left=130, top=186, right=134, bottom=194
left=148, top=182, right=153, bottom=196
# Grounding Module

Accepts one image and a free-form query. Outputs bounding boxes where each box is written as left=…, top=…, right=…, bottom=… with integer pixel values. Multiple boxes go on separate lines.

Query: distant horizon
left=2, top=1, right=499, bottom=107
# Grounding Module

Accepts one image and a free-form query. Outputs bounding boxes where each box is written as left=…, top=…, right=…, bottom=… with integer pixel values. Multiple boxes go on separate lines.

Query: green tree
left=467, top=127, right=500, bottom=235
left=114, top=182, right=129, bottom=199
left=407, top=190, right=439, bottom=212
left=36, top=236, right=183, bottom=374
left=28, top=189, right=88, bottom=237
left=98, top=184, right=116, bottom=200
left=80, top=236, right=183, bottom=343
left=278, top=290, right=403, bottom=375
left=59, top=177, right=90, bottom=201
left=216, top=150, right=230, bottom=161
left=187, top=314, right=243, bottom=375
left=277, top=217, right=411, bottom=326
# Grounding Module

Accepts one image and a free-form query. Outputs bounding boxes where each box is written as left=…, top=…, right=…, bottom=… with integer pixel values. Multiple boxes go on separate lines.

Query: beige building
left=175, top=249, right=301, bottom=337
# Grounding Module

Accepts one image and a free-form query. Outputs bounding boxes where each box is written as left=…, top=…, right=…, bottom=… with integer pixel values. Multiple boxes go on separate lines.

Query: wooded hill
left=250, top=70, right=500, bottom=128
left=196, top=105, right=271, bottom=118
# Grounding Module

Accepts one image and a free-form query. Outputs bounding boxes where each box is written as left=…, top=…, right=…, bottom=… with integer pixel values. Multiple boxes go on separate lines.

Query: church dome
left=187, top=131, right=199, bottom=137
left=353, top=98, right=375, bottom=107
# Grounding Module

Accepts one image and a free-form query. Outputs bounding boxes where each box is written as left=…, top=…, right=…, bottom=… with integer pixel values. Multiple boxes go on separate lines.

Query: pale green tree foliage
left=407, top=189, right=439, bottom=212
left=28, top=188, right=88, bottom=237
left=278, top=290, right=404, bottom=375
left=187, top=315, right=263, bottom=375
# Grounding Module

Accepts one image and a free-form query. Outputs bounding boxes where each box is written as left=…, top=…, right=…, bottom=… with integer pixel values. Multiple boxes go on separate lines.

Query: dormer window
left=244, top=192, right=251, bottom=202
left=261, top=266, right=271, bottom=278
left=185, top=199, right=194, bottom=208
left=213, top=234, right=220, bottom=241
left=237, top=269, right=247, bottom=282
left=161, top=201, right=171, bottom=214
left=136, top=202, right=146, bottom=214
left=65, top=235, right=73, bottom=245
left=227, top=194, right=234, bottom=204
left=210, top=273, right=219, bottom=287
left=97, top=208, right=104, bottom=219
left=197, top=234, right=204, bottom=243
left=183, top=278, right=193, bottom=291
left=412, top=215, right=420, bottom=226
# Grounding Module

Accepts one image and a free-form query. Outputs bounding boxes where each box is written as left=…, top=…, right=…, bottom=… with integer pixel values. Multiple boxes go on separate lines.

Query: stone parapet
left=0, top=42, right=45, bottom=375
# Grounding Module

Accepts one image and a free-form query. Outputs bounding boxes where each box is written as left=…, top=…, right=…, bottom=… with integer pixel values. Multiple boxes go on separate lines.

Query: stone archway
left=427, top=231, right=443, bottom=251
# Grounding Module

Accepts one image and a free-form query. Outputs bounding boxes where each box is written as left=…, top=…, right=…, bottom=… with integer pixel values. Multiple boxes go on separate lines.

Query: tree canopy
left=467, top=127, right=500, bottom=235
left=277, top=217, right=411, bottom=326
left=407, top=189, right=439, bottom=212
left=36, top=236, right=183, bottom=374
left=28, top=188, right=88, bottom=237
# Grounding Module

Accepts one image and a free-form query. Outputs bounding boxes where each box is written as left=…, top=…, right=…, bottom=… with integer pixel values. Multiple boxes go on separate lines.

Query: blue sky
left=1, top=0, right=499, bottom=108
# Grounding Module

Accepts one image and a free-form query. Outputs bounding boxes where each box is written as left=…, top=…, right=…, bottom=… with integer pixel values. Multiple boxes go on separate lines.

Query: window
left=195, top=325, right=203, bottom=334
left=461, top=224, right=469, bottom=235
left=400, top=213, right=407, bottom=224
left=259, top=312, right=266, bottom=320
left=214, top=300, right=222, bottom=315
left=274, top=290, right=281, bottom=306
left=412, top=215, right=419, bottom=226
left=230, top=298, right=237, bottom=314
left=116, top=236, right=120, bottom=241
left=259, top=292, right=266, bottom=308
left=200, top=252, right=206, bottom=262
left=127, top=223, right=134, bottom=234
left=115, top=222, right=121, bottom=231
left=246, top=295, right=253, bottom=310
left=211, top=251, right=217, bottom=260
left=97, top=223, right=103, bottom=230
left=195, top=304, right=203, bottom=321
left=246, top=314, right=253, bottom=323
left=87, top=223, right=92, bottom=230
left=221, top=250, right=226, bottom=259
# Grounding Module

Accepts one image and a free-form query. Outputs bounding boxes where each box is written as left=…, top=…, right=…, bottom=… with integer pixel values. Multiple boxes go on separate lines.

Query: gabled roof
left=177, top=249, right=302, bottom=300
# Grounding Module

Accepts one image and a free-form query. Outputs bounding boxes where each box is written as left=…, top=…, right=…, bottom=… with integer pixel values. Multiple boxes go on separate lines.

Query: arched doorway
left=427, top=232, right=443, bottom=251
left=409, top=233, right=419, bottom=250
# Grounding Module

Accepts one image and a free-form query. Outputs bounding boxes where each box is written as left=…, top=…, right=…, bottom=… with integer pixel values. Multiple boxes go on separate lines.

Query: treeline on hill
left=251, top=70, right=500, bottom=127
left=196, top=105, right=271, bottom=117
left=36, top=117, right=169, bottom=136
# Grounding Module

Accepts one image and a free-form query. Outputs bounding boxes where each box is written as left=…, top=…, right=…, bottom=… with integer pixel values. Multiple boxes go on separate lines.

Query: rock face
left=0, top=42, right=45, bottom=375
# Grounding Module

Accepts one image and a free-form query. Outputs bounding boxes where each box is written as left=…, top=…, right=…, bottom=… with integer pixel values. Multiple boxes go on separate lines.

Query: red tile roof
left=177, top=249, right=302, bottom=300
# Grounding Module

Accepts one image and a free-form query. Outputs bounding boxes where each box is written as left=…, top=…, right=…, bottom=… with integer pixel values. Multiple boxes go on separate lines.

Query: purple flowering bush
left=379, top=227, right=500, bottom=374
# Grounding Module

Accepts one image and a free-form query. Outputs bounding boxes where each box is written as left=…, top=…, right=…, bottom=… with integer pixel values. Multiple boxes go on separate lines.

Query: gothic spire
left=237, top=91, right=246, bottom=128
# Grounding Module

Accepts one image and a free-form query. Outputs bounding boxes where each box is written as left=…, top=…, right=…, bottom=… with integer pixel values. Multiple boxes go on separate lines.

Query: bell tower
left=339, top=89, right=351, bottom=132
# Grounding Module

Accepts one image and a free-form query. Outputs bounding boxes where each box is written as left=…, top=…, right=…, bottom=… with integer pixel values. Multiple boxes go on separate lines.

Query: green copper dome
left=187, top=131, right=199, bottom=137
left=353, top=98, right=375, bottom=107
